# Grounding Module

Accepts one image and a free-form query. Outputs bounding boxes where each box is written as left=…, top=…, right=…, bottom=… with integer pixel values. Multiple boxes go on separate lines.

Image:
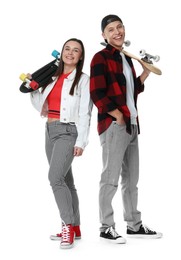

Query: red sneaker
left=50, top=225, right=81, bottom=241
left=73, top=226, right=81, bottom=239
left=60, top=224, right=74, bottom=249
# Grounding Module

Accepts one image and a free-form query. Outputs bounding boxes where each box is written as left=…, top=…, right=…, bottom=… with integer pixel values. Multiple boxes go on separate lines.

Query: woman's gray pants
left=45, top=121, right=80, bottom=226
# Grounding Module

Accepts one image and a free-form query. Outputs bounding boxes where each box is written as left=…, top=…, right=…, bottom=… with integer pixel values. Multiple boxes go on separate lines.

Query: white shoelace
left=62, top=224, right=70, bottom=242
left=105, top=226, right=119, bottom=237
left=142, top=224, right=155, bottom=233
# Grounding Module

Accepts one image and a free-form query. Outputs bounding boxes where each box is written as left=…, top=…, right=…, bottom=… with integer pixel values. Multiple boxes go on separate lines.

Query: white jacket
left=30, top=69, right=93, bottom=149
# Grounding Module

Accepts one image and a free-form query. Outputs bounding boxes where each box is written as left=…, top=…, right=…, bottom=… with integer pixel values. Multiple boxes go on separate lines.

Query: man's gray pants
left=45, top=121, right=80, bottom=226
left=99, top=122, right=142, bottom=232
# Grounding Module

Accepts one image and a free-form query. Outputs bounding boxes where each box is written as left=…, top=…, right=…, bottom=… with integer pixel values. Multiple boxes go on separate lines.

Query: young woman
left=30, top=38, right=92, bottom=249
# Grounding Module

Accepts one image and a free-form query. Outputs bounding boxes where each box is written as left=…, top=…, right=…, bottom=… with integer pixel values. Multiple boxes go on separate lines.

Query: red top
left=47, top=72, right=71, bottom=119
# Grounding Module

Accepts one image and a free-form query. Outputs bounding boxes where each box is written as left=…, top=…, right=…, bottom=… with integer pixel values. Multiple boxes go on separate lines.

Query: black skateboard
left=19, top=50, right=60, bottom=93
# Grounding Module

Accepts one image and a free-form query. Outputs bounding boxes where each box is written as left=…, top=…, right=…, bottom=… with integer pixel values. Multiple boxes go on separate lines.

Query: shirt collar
left=106, top=44, right=120, bottom=56
left=52, top=68, right=76, bottom=81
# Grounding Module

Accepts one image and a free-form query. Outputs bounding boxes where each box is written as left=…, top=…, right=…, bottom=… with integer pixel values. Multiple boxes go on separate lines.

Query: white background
left=0, top=0, right=180, bottom=259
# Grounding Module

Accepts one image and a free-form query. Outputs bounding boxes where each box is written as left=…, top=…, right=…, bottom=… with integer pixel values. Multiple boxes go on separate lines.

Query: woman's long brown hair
left=42, top=38, right=85, bottom=95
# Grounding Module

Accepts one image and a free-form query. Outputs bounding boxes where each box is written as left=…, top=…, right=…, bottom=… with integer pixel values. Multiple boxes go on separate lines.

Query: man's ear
left=102, top=32, right=106, bottom=40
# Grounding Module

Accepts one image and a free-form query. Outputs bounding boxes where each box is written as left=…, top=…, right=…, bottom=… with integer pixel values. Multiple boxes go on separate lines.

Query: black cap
left=101, top=14, right=123, bottom=32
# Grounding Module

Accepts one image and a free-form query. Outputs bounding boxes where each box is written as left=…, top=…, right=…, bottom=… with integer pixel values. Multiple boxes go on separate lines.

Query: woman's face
left=62, top=40, right=82, bottom=67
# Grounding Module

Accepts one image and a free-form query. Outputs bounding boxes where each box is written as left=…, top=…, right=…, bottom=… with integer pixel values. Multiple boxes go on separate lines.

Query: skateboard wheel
left=19, top=73, right=27, bottom=82
left=139, top=49, right=146, bottom=56
left=52, top=50, right=60, bottom=59
left=153, top=55, right=160, bottom=62
left=124, top=40, right=131, bottom=47
left=30, top=80, right=39, bottom=90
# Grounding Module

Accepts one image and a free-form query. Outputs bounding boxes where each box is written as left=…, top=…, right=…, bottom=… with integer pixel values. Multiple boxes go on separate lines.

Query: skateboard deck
left=122, top=49, right=162, bottom=75
left=100, top=42, right=162, bottom=75
left=19, top=50, right=60, bottom=93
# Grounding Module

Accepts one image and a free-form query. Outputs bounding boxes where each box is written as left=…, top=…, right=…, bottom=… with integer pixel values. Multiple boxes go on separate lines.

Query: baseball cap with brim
left=101, top=14, right=123, bottom=32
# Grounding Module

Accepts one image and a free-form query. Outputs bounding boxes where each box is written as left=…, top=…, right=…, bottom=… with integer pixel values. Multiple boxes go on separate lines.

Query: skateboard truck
left=19, top=73, right=39, bottom=90
left=100, top=40, right=131, bottom=47
left=139, top=49, right=160, bottom=64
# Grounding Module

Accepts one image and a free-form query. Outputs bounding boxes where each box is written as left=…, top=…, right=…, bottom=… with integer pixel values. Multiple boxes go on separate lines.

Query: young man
left=90, top=14, right=162, bottom=244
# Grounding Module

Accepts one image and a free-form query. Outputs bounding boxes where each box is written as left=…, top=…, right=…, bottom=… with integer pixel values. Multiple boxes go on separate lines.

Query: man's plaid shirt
left=90, top=44, right=145, bottom=135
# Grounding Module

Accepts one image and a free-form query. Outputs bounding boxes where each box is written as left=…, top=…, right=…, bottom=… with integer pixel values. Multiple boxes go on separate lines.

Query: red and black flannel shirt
left=90, top=44, right=144, bottom=135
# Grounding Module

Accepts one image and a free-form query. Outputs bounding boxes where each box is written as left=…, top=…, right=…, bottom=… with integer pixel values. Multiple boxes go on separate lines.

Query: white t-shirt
left=120, top=52, right=137, bottom=125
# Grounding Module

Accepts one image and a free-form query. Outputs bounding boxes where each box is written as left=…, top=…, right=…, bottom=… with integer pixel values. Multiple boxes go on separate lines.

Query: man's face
left=102, top=21, right=125, bottom=50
